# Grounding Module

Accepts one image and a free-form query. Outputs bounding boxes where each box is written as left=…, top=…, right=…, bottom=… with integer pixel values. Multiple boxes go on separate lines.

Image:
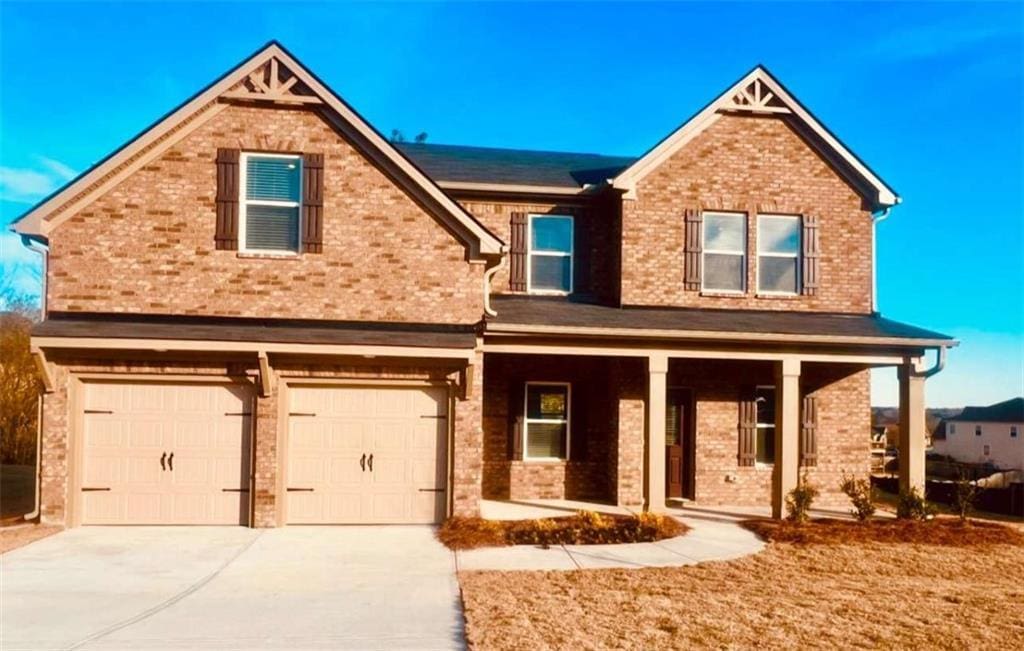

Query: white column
left=898, top=360, right=926, bottom=496
left=772, top=357, right=801, bottom=519
left=646, top=354, right=669, bottom=512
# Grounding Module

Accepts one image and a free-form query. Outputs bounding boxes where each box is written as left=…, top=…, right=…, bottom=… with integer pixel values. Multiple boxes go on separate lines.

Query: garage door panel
left=287, top=385, right=447, bottom=524
left=82, top=382, right=251, bottom=525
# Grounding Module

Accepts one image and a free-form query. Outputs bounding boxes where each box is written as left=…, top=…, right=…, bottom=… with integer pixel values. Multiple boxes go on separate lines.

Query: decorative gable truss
left=12, top=42, right=503, bottom=260
left=612, top=66, right=898, bottom=208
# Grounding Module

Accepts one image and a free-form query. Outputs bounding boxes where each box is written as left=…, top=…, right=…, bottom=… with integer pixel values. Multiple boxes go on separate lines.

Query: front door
left=665, top=388, right=694, bottom=500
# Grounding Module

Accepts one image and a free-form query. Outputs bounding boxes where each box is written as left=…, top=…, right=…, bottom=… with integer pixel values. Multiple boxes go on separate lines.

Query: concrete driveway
left=2, top=526, right=463, bottom=650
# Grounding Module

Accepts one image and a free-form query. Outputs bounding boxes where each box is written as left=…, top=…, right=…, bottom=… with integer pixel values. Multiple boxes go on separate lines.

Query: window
left=948, top=423, right=956, bottom=436
left=528, top=215, right=573, bottom=294
left=757, top=214, right=801, bottom=294
left=755, top=386, right=776, bottom=464
left=983, top=445, right=990, bottom=456
left=702, top=212, right=746, bottom=293
left=1011, top=426, right=1018, bottom=438
left=975, top=425, right=982, bottom=437
left=240, top=153, right=302, bottom=253
left=523, top=383, right=570, bottom=460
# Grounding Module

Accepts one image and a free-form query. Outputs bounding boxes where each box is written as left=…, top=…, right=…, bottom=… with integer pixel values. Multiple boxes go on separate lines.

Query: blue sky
left=1, top=1, right=1021, bottom=407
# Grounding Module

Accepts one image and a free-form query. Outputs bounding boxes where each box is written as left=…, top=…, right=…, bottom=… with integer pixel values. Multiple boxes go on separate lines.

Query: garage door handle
left=222, top=488, right=249, bottom=493
left=367, top=454, right=373, bottom=472
left=287, top=488, right=315, bottom=492
left=82, top=487, right=111, bottom=492
left=160, top=452, right=167, bottom=471
left=168, top=452, right=174, bottom=471
left=418, top=488, right=445, bottom=493
left=360, top=453, right=366, bottom=472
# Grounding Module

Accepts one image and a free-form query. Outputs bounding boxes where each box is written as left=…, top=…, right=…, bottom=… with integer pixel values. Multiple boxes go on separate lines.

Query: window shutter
left=738, top=386, right=757, bottom=467
left=800, top=395, right=819, bottom=467
left=508, top=381, right=525, bottom=460
left=214, top=148, right=240, bottom=250
left=301, top=153, right=324, bottom=254
left=801, top=214, right=820, bottom=296
left=683, top=208, right=703, bottom=291
left=509, top=212, right=528, bottom=292
left=570, top=382, right=587, bottom=461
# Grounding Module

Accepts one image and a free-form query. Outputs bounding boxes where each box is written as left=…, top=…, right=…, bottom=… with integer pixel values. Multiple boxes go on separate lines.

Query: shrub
left=785, top=472, right=819, bottom=524
left=952, top=468, right=980, bottom=522
left=839, top=472, right=876, bottom=521
left=896, top=486, right=936, bottom=520
left=437, top=512, right=688, bottom=550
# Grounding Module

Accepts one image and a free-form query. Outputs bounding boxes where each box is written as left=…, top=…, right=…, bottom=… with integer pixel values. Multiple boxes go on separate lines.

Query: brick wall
left=621, top=113, right=873, bottom=313
left=47, top=103, right=484, bottom=324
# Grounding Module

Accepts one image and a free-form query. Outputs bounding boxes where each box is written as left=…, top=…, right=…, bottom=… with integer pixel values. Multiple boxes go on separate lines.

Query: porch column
left=646, top=354, right=668, bottom=512
left=898, top=360, right=926, bottom=496
left=771, top=358, right=801, bottom=519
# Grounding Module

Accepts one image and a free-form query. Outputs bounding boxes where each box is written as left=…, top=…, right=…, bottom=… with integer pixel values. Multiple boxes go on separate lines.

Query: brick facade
left=47, top=103, right=485, bottom=324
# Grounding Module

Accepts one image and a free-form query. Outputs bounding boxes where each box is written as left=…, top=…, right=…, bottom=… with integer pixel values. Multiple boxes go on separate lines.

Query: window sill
left=754, top=462, right=775, bottom=471
left=516, top=458, right=568, bottom=465
left=700, top=291, right=747, bottom=298
left=236, top=251, right=301, bottom=260
left=755, top=292, right=801, bottom=299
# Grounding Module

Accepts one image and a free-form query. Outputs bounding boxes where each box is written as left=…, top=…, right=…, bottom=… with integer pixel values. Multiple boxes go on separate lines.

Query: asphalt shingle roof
left=396, top=142, right=636, bottom=188
left=949, top=398, right=1024, bottom=423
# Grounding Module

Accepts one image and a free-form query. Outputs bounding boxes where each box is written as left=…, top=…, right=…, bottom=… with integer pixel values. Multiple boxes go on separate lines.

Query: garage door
left=286, top=385, right=448, bottom=524
left=81, top=382, right=252, bottom=525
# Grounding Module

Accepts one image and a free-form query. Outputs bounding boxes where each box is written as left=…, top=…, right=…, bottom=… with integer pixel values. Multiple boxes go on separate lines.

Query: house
left=933, top=398, right=1023, bottom=470
left=12, top=42, right=956, bottom=527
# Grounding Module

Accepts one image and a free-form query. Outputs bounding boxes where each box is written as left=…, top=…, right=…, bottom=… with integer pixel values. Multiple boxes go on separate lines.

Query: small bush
left=840, top=472, right=876, bottom=521
left=742, top=517, right=1024, bottom=546
left=952, top=468, right=980, bottom=522
left=897, top=486, right=936, bottom=520
left=785, top=472, right=819, bottom=524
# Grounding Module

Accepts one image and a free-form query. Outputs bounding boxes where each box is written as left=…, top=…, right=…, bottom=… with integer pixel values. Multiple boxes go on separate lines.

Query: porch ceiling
left=486, top=296, right=956, bottom=349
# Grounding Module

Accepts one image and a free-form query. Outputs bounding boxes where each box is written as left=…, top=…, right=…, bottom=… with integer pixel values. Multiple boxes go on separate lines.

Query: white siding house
left=932, top=398, right=1023, bottom=470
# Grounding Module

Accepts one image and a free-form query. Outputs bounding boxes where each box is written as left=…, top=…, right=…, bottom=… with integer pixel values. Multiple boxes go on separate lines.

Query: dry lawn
left=460, top=523, right=1024, bottom=650
left=0, top=524, right=61, bottom=554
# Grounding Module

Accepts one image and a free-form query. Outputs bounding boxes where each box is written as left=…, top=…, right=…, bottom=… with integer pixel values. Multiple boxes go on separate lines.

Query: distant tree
left=390, top=129, right=406, bottom=143
left=0, top=307, right=40, bottom=466
left=414, top=132, right=428, bottom=143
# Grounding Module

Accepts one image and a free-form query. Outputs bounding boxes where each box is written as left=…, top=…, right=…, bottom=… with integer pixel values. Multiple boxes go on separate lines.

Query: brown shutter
left=800, top=395, right=819, bottom=467
left=738, top=386, right=757, bottom=467
left=801, top=214, right=820, bottom=296
left=301, top=153, right=324, bottom=254
left=214, top=148, right=240, bottom=250
left=572, top=210, right=590, bottom=295
left=570, top=381, right=587, bottom=461
left=683, top=208, right=703, bottom=291
left=509, top=212, right=528, bottom=291
left=508, top=380, right=525, bottom=460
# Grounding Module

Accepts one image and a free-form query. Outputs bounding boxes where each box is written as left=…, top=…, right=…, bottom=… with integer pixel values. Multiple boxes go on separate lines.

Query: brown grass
left=0, top=524, right=61, bottom=554
left=460, top=540, right=1024, bottom=650
left=742, top=517, right=1024, bottom=546
left=438, top=511, right=687, bottom=550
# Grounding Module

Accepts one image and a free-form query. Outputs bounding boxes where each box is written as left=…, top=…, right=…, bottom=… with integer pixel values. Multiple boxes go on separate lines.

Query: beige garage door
left=81, top=382, right=252, bottom=525
left=286, top=385, right=448, bottom=524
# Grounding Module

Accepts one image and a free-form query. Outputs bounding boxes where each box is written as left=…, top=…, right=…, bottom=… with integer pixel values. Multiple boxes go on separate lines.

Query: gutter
left=20, top=235, right=49, bottom=319
left=482, top=248, right=508, bottom=317
left=24, top=395, right=43, bottom=522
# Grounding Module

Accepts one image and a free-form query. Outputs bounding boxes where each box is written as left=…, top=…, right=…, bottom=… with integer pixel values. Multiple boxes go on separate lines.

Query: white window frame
left=526, top=214, right=574, bottom=295
left=238, top=152, right=303, bottom=255
left=756, top=214, right=801, bottom=296
left=522, top=381, right=571, bottom=462
left=701, top=211, right=747, bottom=294
left=754, top=384, right=775, bottom=467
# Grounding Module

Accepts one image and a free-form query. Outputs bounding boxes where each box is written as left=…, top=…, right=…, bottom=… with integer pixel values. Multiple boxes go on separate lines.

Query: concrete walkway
left=456, top=501, right=766, bottom=571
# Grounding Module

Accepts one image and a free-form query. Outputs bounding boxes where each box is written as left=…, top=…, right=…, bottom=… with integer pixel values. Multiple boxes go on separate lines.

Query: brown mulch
left=742, top=517, right=1024, bottom=546
left=0, top=524, right=62, bottom=554
left=438, top=512, right=687, bottom=550
left=460, top=539, right=1024, bottom=650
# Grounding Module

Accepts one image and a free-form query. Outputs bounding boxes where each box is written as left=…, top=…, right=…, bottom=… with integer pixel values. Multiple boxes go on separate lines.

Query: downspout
left=870, top=207, right=891, bottom=314
left=19, top=236, right=49, bottom=521
left=482, top=247, right=509, bottom=317
left=914, top=346, right=948, bottom=379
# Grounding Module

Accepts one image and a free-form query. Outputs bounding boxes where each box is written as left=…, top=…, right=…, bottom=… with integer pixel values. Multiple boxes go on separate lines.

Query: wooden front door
left=665, top=388, right=694, bottom=500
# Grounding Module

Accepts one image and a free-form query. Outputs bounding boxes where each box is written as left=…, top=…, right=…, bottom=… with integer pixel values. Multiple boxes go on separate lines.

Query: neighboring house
left=933, top=398, right=1023, bottom=470
left=12, top=42, right=956, bottom=528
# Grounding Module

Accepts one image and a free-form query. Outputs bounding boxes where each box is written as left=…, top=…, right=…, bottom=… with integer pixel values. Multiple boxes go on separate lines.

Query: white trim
left=526, top=214, right=574, bottom=296
left=238, top=152, right=303, bottom=255
left=523, top=381, right=571, bottom=462
left=756, top=214, right=801, bottom=296
left=611, top=66, right=899, bottom=207
left=701, top=211, right=747, bottom=294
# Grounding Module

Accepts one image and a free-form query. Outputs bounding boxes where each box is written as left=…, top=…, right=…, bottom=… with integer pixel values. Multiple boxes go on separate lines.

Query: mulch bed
left=438, top=511, right=687, bottom=550
left=742, top=517, right=1024, bottom=546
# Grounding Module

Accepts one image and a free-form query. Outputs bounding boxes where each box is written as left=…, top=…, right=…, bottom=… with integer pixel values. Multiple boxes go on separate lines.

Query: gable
left=612, top=66, right=898, bottom=209
left=11, top=41, right=503, bottom=260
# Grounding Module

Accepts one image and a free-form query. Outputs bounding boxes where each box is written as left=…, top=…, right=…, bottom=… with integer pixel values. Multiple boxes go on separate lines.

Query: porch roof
left=486, top=296, right=956, bottom=348
left=33, top=312, right=478, bottom=349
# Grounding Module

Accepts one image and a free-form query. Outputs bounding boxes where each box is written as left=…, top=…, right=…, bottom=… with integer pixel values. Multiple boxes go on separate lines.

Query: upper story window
left=702, top=212, right=746, bottom=293
left=240, top=153, right=302, bottom=253
left=948, top=423, right=956, bottom=435
left=528, top=215, right=573, bottom=294
left=1012, top=426, right=1018, bottom=438
left=754, top=386, right=776, bottom=464
left=523, top=382, right=570, bottom=460
left=975, top=425, right=983, bottom=437
left=757, top=215, right=801, bottom=295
